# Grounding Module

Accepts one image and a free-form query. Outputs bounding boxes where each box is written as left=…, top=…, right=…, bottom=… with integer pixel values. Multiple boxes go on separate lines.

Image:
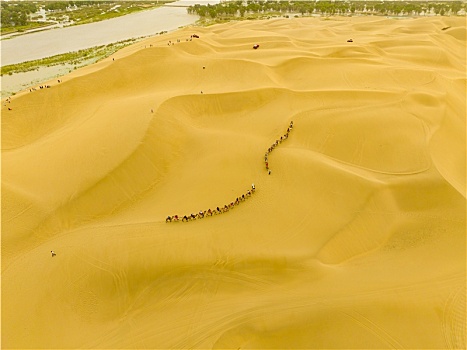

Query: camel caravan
left=265, top=120, right=293, bottom=174
left=165, top=120, right=294, bottom=223
left=166, top=184, right=256, bottom=223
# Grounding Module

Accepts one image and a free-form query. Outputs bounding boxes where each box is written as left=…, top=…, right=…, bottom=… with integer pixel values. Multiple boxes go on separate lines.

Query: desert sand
left=1, top=16, right=466, bottom=349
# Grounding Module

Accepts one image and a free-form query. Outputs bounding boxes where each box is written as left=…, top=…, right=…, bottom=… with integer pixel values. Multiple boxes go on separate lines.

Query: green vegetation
left=188, top=0, right=466, bottom=21
left=1, top=2, right=38, bottom=33
left=1, top=1, right=175, bottom=36
left=0, top=38, right=139, bottom=76
left=1, top=21, right=54, bottom=35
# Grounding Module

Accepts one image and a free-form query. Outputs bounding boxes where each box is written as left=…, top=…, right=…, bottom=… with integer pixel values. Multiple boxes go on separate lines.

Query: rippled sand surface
left=2, top=16, right=465, bottom=349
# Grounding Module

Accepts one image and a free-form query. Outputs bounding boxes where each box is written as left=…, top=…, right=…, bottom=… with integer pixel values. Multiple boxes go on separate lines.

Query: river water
left=0, top=1, right=220, bottom=66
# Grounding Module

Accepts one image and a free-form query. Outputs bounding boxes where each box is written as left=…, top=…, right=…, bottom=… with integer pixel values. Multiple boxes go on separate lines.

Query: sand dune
left=2, top=16, right=465, bottom=349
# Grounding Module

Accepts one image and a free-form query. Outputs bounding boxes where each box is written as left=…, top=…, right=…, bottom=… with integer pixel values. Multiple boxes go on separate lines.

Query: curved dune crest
left=293, top=104, right=430, bottom=174
left=444, top=27, right=467, bottom=41
left=1, top=17, right=465, bottom=349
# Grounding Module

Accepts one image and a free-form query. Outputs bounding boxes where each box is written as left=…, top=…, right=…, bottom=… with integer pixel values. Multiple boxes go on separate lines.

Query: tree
left=450, top=2, right=462, bottom=15
left=44, top=2, right=69, bottom=12
left=1, top=2, right=37, bottom=27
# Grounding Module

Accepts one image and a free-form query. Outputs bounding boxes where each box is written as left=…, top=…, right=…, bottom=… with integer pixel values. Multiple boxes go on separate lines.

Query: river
left=0, top=0, right=220, bottom=66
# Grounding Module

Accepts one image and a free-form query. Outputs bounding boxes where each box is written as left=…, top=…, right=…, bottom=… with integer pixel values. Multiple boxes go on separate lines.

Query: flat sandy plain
left=1, top=16, right=466, bottom=349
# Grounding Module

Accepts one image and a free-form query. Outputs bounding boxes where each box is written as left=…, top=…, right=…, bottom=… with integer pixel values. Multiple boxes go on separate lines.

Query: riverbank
left=1, top=38, right=145, bottom=98
left=1, top=21, right=59, bottom=38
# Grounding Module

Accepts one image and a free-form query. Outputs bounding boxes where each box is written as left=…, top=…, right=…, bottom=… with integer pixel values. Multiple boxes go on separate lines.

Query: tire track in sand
left=442, top=284, right=466, bottom=349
